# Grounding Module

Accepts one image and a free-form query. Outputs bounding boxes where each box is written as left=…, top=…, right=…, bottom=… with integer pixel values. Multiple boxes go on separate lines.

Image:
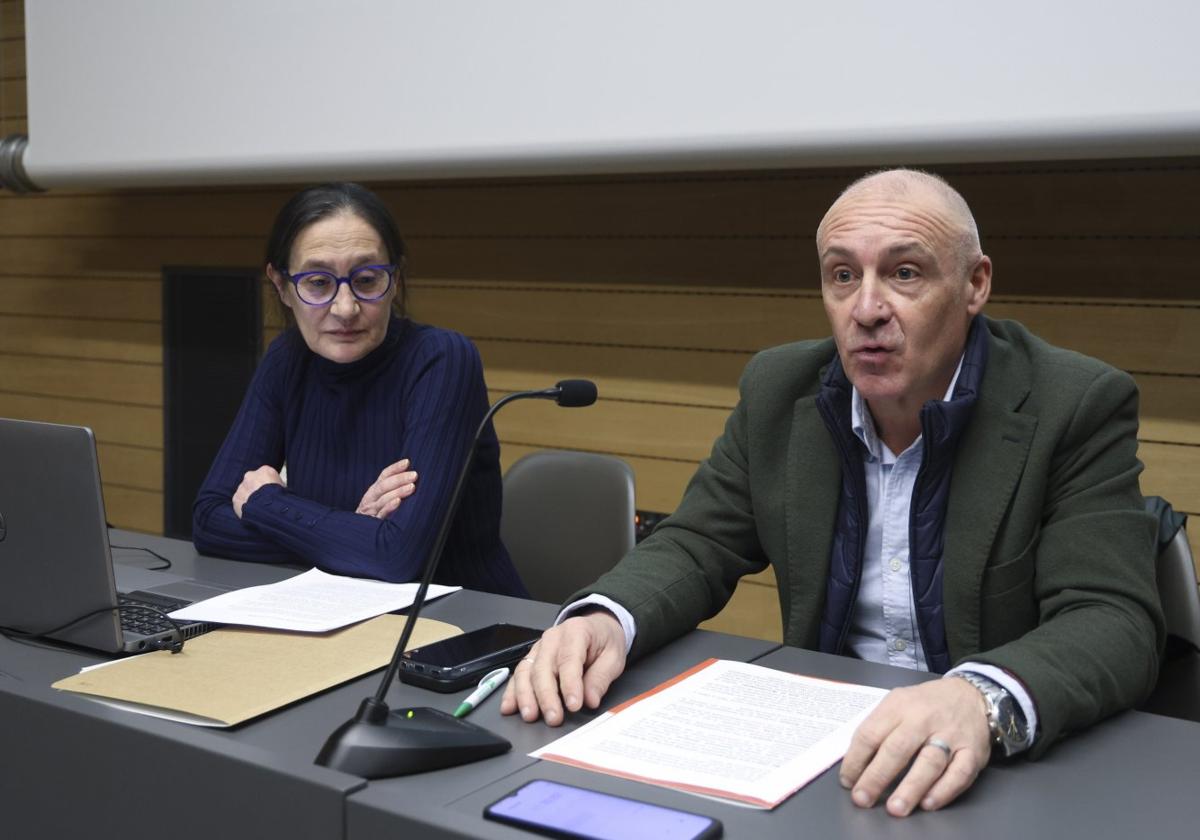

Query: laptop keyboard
left=118, top=594, right=187, bottom=636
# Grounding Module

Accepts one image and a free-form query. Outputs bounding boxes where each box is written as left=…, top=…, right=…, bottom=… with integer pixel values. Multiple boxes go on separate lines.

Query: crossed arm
left=231, top=459, right=417, bottom=520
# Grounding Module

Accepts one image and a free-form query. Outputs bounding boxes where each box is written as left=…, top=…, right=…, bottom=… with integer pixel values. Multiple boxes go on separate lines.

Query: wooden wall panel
left=97, top=442, right=162, bottom=492
left=699, top=577, right=783, bottom=642
left=9, top=161, right=1199, bottom=240
left=0, top=0, right=24, bottom=34
left=0, top=313, right=160, bottom=362
left=412, top=282, right=1200, bottom=372
left=1135, top=376, right=1200, bottom=446
left=479, top=340, right=747, bottom=409
left=491, top=389, right=727, bottom=463
left=0, top=236, right=261, bottom=275
left=0, top=0, right=23, bottom=133
left=0, top=392, right=161, bottom=449
left=103, top=486, right=163, bottom=535
left=1139, top=444, right=1200, bottom=514
left=0, top=37, right=22, bottom=78
left=0, top=353, right=159, bottom=406
left=0, top=2, right=1195, bottom=634
left=0, top=276, right=161, bottom=319
left=0, top=75, right=23, bottom=115
left=0, top=5, right=160, bottom=537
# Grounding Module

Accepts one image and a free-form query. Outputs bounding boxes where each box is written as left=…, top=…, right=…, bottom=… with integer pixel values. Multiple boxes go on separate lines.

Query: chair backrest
left=1157, top=527, right=1200, bottom=651
left=501, top=450, right=636, bottom=603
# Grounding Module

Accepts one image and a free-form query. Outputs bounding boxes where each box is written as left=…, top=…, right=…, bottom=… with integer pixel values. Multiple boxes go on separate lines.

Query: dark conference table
left=3, top=532, right=1198, bottom=840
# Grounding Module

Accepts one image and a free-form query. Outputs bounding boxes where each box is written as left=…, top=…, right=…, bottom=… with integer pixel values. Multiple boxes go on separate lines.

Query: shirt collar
left=851, top=354, right=965, bottom=464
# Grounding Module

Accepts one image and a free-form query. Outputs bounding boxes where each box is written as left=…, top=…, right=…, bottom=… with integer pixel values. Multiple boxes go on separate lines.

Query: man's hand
left=839, top=677, right=992, bottom=817
left=232, top=465, right=285, bottom=518
left=356, top=459, right=418, bottom=519
left=500, top=610, right=628, bottom=726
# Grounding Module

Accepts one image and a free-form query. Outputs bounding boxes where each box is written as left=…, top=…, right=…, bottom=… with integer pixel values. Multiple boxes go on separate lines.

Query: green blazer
left=580, top=317, right=1164, bottom=756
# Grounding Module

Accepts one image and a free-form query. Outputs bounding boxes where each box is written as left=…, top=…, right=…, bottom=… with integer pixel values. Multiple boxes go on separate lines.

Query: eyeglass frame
left=282, top=264, right=399, bottom=306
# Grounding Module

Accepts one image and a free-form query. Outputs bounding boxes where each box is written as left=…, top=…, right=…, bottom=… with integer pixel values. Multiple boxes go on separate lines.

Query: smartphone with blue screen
left=483, top=779, right=722, bottom=840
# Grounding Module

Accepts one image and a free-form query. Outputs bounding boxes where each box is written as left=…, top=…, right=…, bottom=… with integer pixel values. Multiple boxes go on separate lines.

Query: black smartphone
left=398, top=622, right=542, bottom=692
left=484, top=779, right=722, bottom=840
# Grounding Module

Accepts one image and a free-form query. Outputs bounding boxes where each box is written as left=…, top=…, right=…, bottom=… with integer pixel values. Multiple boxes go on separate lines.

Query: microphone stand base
left=315, top=700, right=510, bottom=779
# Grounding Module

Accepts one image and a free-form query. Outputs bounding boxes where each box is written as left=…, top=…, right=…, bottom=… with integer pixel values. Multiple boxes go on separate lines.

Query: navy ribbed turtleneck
left=192, top=316, right=526, bottom=597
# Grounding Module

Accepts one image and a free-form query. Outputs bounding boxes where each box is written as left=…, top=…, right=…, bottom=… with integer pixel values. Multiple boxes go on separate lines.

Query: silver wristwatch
left=955, top=672, right=1028, bottom=758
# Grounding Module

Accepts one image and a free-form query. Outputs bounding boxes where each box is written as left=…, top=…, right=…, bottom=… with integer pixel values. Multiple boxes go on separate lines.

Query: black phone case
left=397, top=638, right=535, bottom=692
left=398, top=648, right=530, bottom=691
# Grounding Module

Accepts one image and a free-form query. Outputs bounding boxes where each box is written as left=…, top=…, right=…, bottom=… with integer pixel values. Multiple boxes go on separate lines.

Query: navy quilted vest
left=815, top=316, right=988, bottom=673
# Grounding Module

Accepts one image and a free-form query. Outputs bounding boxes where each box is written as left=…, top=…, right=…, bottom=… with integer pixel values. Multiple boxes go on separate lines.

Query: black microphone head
left=555, top=379, right=597, bottom=407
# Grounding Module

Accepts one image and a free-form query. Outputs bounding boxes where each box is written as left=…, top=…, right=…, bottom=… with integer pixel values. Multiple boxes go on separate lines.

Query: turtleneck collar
left=310, top=315, right=407, bottom=385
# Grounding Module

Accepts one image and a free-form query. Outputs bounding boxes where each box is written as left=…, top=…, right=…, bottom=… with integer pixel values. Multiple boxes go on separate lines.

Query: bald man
left=502, top=169, right=1164, bottom=816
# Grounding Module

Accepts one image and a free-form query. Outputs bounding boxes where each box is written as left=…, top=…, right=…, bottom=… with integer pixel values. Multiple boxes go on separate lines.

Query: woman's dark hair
left=265, top=182, right=408, bottom=317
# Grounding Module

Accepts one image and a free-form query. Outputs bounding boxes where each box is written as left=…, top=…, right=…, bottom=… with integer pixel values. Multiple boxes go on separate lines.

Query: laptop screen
left=0, top=418, right=125, bottom=652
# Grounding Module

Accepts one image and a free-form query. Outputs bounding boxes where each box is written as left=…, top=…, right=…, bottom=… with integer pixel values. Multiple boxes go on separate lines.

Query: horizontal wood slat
left=0, top=313, right=161, bottom=363
left=1, top=240, right=1197, bottom=303
left=0, top=392, right=162, bottom=449
left=5, top=162, right=1198, bottom=240
left=490, top=389, right=727, bottom=464
left=698, top=579, right=783, bottom=642
left=0, top=1, right=24, bottom=36
left=97, top=442, right=162, bottom=492
left=0, top=189, right=293, bottom=239
left=103, top=486, right=162, bottom=534
left=1, top=38, right=22, bottom=78
left=1139, top=442, right=1200, bottom=518
left=0, top=237, right=260, bottom=275
left=0, top=115, right=26, bottom=135
left=480, top=341, right=748, bottom=409
left=481, top=343, right=1200, bottom=446
left=1135, top=376, right=1200, bottom=446
left=946, top=164, right=1200, bottom=238
left=495, top=415, right=1200, bottom=521
left=986, top=302, right=1200, bottom=375
left=413, top=281, right=1200, bottom=374
left=408, top=237, right=1200, bottom=299
left=0, top=353, right=161, bottom=406
left=0, top=75, right=23, bottom=115
left=414, top=281, right=825, bottom=351
left=0, top=276, right=161, bottom=321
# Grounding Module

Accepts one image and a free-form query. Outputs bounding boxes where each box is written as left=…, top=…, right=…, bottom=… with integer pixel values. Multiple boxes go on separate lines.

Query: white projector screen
left=21, top=1, right=1200, bottom=188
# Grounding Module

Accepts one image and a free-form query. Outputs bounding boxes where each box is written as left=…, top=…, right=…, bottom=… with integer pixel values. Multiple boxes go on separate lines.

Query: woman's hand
left=232, top=465, right=285, bottom=518
left=356, top=458, right=418, bottom=519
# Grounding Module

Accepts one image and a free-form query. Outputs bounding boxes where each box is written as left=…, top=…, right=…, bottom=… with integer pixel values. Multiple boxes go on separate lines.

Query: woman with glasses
left=192, top=182, right=526, bottom=596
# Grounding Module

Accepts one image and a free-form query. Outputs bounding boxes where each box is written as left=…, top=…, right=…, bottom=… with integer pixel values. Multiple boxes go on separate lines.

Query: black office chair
left=1138, top=496, right=1200, bottom=723
left=501, top=449, right=636, bottom=603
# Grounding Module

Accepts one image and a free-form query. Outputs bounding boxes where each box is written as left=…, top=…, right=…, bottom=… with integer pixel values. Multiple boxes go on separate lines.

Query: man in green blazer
left=502, top=169, right=1164, bottom=817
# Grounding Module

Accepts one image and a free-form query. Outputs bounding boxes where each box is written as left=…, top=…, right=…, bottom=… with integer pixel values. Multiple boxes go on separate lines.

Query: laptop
left=0, top=417, right=230, bottom=654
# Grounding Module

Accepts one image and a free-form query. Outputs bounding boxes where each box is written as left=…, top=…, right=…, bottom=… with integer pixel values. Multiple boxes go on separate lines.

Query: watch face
left=995, top=694, right=1028, bottom=746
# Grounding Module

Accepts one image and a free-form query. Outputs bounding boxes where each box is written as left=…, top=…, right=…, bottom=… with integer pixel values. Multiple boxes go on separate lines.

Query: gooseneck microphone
left=315, top=380, right=597, bottom=779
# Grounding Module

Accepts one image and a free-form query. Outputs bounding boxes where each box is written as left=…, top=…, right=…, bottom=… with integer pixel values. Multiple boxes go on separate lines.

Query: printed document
left=533, top=658, right=888, bottom=809
left=168, top=568, right=459, bottom=632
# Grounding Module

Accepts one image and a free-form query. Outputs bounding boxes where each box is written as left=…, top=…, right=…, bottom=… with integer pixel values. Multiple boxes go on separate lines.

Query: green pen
left=453, top=667, right=511, bottom=718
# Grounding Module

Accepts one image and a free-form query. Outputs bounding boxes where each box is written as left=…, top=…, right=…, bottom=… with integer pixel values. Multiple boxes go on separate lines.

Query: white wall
left=22, top=0, right=1200, bottom=187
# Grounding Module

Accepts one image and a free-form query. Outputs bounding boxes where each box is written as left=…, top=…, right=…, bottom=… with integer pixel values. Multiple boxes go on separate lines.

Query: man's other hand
left=839, top=677, right=992, bottom=817
left=500, top=610, right=628, bottom=726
